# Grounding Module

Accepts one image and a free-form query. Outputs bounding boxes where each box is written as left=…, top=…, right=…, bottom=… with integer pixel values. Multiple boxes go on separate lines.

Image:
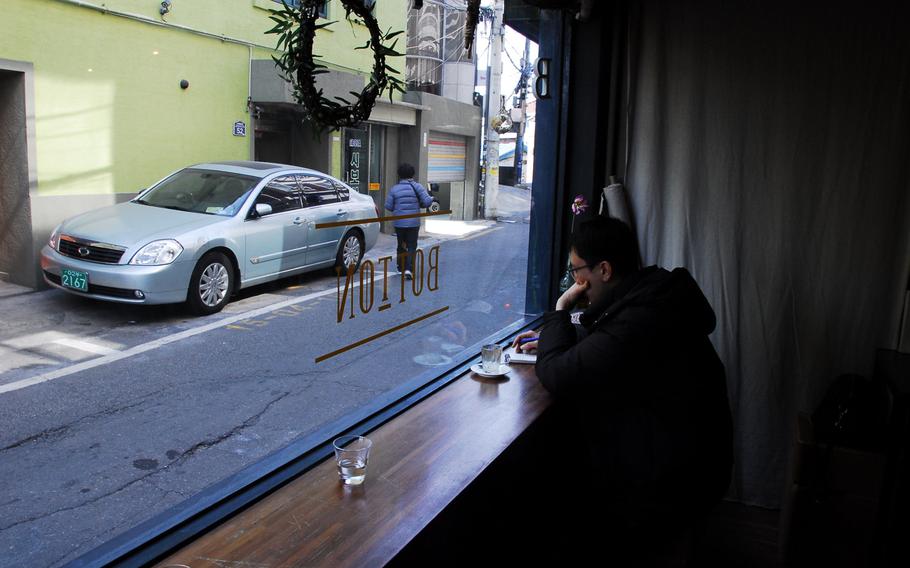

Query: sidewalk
left=0, top=279, right=33, bottom=300
left=362, top=220, right=498, bottom=270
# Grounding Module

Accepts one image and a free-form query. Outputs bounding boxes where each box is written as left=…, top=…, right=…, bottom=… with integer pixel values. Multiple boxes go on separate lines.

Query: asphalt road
left=0, top=188, right=533, bottom=567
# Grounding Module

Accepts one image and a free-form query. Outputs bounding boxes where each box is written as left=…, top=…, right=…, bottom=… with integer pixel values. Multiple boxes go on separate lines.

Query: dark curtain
left=619, top=0, right=910, bottom=507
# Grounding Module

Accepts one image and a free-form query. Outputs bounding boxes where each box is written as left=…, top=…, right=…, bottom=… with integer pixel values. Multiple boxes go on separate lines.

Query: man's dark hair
left=570, top=217, right=639, bottom=277
left=397, top=163, right=415, bottom=179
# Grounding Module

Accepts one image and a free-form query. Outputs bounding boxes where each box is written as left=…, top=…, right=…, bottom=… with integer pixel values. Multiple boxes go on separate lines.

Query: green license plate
left=61, top=268, right=89, bottom=292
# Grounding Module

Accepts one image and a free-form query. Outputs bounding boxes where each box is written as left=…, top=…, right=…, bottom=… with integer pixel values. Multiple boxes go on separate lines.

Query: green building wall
left=0, top=0, right=406, bottom=287
left=1, top=0, right=405, bottom=196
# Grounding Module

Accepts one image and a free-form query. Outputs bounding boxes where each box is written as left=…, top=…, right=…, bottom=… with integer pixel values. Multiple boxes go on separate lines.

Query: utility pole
left=514, top=36, right=531, bottom=186
left=482, top=0, right=504, bottom=219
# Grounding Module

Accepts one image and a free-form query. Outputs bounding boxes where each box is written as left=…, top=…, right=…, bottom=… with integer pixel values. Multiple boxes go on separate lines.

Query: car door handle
left=336, top=210, right=348, bottom=217
left=292, top=217, right=304, bottom=225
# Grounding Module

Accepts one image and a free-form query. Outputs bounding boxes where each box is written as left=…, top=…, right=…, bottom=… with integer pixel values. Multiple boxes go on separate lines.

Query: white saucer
left=470, top=363, right=510, bottom=378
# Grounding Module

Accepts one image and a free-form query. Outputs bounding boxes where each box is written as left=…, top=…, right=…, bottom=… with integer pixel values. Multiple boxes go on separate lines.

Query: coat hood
left=583, top=266, right=717, bottom=336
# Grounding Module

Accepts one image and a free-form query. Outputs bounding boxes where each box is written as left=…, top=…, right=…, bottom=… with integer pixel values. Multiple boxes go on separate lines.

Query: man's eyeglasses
left=565, top=263, right=593, bottom=279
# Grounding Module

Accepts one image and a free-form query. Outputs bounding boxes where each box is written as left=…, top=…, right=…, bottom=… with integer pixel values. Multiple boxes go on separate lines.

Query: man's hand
left=556, top=280, right=589, bottom=311
left=511, top=330, right=539, bottom=353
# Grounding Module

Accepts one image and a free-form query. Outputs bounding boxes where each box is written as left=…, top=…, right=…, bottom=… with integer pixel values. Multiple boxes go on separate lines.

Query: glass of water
left=481, top=344, right=503, bottom=373
left=333, top=435, right=372, bottom=485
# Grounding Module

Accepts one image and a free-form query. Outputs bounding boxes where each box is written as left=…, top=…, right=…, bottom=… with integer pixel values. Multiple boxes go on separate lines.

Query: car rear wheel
left=335, top=231, right=364, bottom=273
left=187, top=251, right=234, bottom=315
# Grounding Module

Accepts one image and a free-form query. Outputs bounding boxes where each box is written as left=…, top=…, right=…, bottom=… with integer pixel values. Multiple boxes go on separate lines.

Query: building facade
left=0, top=0, right=407, bottom=288
left=404, top=0, right=482, bottom=221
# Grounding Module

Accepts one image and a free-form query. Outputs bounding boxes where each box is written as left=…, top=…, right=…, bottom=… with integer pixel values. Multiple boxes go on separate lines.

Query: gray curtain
left=622, top=0, right=910, bottom=507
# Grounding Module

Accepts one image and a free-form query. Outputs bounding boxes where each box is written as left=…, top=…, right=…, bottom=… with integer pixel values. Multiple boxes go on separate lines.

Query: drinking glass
left=333, top=435, right=372, bottom=485
left=481, top=344, right=503, bottom=373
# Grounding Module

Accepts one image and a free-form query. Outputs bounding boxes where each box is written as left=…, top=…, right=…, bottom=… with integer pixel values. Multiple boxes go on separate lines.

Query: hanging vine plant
left=267, top=0, right=407, bottom=131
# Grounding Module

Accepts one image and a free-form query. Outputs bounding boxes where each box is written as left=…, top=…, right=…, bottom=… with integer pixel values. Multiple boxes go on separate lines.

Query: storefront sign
left=335, top=246, right=441, bottom=324
left=344, top=127, right=368, bottom=193
left=313, top=207, right=453, bottom=363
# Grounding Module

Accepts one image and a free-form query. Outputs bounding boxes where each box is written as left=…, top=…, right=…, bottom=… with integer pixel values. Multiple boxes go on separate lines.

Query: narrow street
left=0, top=187, right=533, bottom=567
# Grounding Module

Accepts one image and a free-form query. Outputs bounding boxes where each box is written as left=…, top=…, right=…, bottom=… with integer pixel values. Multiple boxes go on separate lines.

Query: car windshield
left=136, top=169, right=258, bottom=216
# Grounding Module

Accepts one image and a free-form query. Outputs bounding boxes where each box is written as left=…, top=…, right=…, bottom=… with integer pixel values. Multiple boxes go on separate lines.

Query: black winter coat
left=536, top=266, right=733, bottom=524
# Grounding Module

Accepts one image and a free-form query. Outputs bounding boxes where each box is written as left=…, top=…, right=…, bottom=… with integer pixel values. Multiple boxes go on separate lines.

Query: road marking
left=0, top=345, right=55, bottom=374
left=52, top=338, right=120, bottom=356
left=0, top=279, right=376, bottom=396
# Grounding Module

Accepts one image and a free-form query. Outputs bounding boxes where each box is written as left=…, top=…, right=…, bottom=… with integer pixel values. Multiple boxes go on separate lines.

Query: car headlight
left=130, top=239, right=184, bottom=265
left=48, top=224, right=62, bottom=251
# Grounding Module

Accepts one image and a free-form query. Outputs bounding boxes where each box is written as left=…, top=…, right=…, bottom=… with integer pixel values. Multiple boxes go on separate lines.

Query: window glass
left=334, top=180, right=351, bottom=202
left=443, top=8, right=468, bottom=63
left=298, top=174, right=341, bottom=206
left=1, top=7, right=542, bottom=566
left=254, top=175, right=304, bottom=214
left=406, top=3, right=443, bottom=94
left=369, top=125, right=383, bottom=192
left=136, top=169, right=257, bottom=216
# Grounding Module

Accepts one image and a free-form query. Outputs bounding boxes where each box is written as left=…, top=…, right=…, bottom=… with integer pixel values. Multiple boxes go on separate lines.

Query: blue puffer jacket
left=384, top=178, right=433, bottom=228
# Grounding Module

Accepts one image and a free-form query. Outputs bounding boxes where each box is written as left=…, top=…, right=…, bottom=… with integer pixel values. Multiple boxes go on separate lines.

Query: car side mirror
left=254, top=203, right=272, bottom=218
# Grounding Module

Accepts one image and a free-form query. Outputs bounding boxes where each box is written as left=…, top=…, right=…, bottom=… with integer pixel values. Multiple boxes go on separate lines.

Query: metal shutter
left=427, top=132, right=466, bottom=182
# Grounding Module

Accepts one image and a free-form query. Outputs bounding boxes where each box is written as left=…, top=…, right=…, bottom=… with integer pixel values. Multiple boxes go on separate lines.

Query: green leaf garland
left=267, top=0, right=407, bottom=131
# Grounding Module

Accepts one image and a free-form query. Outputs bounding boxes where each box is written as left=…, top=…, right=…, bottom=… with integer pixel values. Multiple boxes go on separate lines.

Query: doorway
left=254, top=118, right=292, bottom=165
left=0, top=67, right=34, bottom=287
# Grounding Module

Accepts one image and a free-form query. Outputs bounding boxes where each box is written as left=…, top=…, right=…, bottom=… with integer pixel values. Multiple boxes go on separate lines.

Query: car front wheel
left=187, top=251, right=234, bottom=315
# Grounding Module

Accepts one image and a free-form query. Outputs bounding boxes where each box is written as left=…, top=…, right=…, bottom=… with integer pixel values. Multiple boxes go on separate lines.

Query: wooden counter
left=155, top=362, right=550, bottom=567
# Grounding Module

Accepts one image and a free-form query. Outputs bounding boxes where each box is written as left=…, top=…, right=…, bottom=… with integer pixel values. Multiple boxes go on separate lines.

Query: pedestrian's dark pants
left=395, top=226, right=419, bottom=272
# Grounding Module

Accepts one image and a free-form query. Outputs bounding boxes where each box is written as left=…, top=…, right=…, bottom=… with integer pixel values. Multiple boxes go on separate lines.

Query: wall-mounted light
left=159, top=0, right=171, bottom=17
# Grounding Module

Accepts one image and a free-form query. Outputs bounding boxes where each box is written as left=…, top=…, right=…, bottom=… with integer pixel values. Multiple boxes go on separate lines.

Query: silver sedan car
left=41, top=161, right=380, bottom=314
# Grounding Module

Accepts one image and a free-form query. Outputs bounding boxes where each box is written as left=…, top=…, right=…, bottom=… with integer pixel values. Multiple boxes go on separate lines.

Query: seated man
left=514, top=217, right=733, bottom=563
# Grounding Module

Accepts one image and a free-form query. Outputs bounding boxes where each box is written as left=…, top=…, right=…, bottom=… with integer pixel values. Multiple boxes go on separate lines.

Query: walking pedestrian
left=384, top=163, right=433, bottom=279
